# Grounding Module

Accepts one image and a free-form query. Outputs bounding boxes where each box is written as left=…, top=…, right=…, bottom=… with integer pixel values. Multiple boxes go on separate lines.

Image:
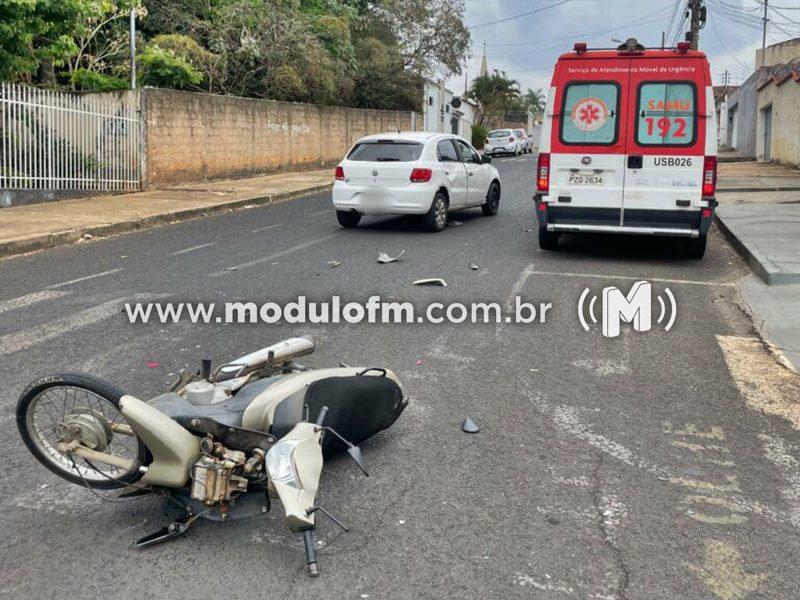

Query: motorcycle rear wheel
left=17, top=373, right=148, bottom=489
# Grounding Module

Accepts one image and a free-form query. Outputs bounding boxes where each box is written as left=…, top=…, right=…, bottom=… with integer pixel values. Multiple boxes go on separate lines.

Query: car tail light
left=702, top=156, right=717, bottom=197
left=335, top=166, right=345, bottom=181
left=509, top=137, right=515, bottom=143
left=485, top=138, right=490, bottom=144
left=410, top=168, right=432, bottom=183
left=701, top=208, right=713, bottom=218
left=537, top=152, right=550, bottom=193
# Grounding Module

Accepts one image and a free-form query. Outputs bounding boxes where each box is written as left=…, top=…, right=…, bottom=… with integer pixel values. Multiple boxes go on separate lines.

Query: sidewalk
left=0, top=169, right=332, bottom=259
left=715, top=160, right=800, bottom=371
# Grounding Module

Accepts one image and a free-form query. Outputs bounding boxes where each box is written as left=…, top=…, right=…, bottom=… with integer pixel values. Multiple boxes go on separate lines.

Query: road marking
left=717, top=335, right=800, bottom=429
left=529, top=270, right=735, bottom=287
left=0, top=290, right=70, bottom=315
left=686, top=540, right=769, bottom=600
left=0, top=297, right=129, bottom=355
left=309, top=209, right=331, bottom=217
left=47, top=268, right=122, bottom=289
left=252, top=223, right=283, bottom=233
left=759, top=433, right=800, bottom=527
left=172, top=243, right=214, bottom=255
left=209, top=234, right=337, bottom=276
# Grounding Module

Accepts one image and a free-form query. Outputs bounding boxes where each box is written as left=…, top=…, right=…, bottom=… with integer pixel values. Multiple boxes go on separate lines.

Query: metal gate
left=0, top=82, right=140, bottom=191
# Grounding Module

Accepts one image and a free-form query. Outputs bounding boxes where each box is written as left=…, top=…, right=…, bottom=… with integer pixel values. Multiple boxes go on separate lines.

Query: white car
left=513, top=128, right=534, bottom=154
left=484, top=129, right=522, bottom=156
left=332, top=132, right=501, bottom=232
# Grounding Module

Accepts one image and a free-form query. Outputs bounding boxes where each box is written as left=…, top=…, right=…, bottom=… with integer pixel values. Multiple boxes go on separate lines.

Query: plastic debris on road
left=462, top=418, right=480, bottom=433
left=413, top=278, right=447, bottom=287
left=447, top=220, right=464, bottom=227
left=145, top=361, right=160, bottom=369
left=377, top=250, right=405, bottom=263
left=415, top=359, right=423, bottom=366
left=327, top=260, right=343, bottom=267
left=468, top=262, right=479, bottom=270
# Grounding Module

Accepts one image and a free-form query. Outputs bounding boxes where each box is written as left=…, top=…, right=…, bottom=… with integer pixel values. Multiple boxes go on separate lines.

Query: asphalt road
left=1, top=153, right=799, bottom=600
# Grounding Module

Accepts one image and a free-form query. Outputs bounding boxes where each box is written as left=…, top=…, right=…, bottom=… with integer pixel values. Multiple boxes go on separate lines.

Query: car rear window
left=347, top=141, right=423, bottom=162
left=488, top=130, right=512, bottom=138
left=560, top=82, right=619, bottom=145
left=636, top=82, right=696, bottom=146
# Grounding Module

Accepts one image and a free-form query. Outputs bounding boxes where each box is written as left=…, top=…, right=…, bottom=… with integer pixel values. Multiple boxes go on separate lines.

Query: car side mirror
left=482, top=155, right=492, bottom=164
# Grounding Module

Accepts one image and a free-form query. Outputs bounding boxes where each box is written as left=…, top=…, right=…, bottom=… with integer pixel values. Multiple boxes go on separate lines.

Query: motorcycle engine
left=190, top=438, right=249, bottom=505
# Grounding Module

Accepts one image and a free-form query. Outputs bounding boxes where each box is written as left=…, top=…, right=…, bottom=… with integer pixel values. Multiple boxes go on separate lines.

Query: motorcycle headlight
left=266, top=440, right=301, bottom=489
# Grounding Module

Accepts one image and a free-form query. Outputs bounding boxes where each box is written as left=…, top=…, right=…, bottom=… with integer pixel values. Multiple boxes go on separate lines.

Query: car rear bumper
left=534, top=198, right=715, bottom=238
left=486, top=145, right=516, bottom=154
left=332, top=183, right=433, bottom=215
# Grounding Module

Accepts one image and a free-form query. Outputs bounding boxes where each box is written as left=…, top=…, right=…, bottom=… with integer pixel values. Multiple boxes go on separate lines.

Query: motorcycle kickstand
left=302, top=529, right=319, bottom=577
left=134, top=512, right=200, bottom=549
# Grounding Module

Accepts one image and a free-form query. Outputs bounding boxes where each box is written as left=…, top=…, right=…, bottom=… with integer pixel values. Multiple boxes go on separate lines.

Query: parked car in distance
left=513, top=128, right=533, bottom=153
left=484, top=129, right=522, bottom=156
left=332, top=132, right=502, bottom=232
left=534, top=39, right=717, bottom=258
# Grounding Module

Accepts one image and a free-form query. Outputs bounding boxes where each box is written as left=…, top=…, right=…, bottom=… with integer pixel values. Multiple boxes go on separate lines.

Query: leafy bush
left=70, top=68, right=129, bottom=91
left=472, top=124, right=488, bottom=149
left=138, top=45, right=203, bottom=90
left=150, top=34, right=224, bottom=91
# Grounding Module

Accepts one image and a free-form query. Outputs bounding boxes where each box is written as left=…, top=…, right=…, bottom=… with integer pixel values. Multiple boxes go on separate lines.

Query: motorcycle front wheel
left=17, top=373, right=149, bottom=489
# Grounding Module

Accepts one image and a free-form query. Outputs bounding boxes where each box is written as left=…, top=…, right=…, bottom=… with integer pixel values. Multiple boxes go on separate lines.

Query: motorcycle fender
left=119, top=394, right=201, bottom=487
left=273, top=422, right=323, bottom=532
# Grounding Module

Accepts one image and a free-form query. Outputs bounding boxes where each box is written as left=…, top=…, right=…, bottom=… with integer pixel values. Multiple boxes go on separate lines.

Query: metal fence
left=0, top=82, right=139, bottom=191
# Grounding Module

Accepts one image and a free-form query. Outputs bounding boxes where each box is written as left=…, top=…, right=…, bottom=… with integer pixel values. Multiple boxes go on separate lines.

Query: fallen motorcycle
left=16, top=338, right=406, bottom=576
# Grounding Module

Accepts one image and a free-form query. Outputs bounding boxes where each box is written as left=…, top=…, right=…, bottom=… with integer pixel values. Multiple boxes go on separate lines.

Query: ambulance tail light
left=537, top=152, right=550, bottom=193
left=702, top=156, right=717, bottom=197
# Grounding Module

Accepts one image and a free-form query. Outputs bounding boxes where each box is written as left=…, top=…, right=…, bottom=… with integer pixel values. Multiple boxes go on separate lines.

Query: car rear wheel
left=336, top=210, right=361, bottom=229
left=482, top=182, right=500, bottom=216
left=538, top=227, right=560, bottom=250
left=685, top=234, right=707, bottom=259
left=423, top=192, right=448, bottom=232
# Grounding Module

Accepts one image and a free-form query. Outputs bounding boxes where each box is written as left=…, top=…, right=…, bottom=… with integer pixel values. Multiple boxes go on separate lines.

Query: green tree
left=523, top=87, right=545, bottom=117
left=0, top=0, right=83, bottom=81
left=138, top=44, right=203, bottom=89
left=467, top=70, right=521, bottom=126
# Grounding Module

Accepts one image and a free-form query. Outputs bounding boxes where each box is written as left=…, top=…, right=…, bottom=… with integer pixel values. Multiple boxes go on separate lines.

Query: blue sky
left=444, top=0, right=800, bottom=95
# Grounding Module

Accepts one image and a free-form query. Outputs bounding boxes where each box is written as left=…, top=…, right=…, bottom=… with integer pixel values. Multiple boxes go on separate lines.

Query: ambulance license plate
left=568, top=174, right=603, bottom=185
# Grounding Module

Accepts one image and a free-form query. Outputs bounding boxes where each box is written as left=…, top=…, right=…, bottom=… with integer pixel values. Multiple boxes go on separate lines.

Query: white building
left=422, top=79, right=477, bottom=140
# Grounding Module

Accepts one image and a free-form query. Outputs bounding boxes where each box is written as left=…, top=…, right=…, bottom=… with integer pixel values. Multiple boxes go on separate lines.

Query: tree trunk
left=37, top=58, right=55, bottom=86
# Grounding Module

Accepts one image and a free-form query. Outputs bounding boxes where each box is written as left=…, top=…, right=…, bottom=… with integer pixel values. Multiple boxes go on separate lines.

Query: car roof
left=356, top=131, right=441, bottom=143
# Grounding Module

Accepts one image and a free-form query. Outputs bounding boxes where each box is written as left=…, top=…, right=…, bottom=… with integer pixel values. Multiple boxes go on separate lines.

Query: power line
left=479, top=5, right=673, bottom=50
left=468, top=0, right=572, bottom=29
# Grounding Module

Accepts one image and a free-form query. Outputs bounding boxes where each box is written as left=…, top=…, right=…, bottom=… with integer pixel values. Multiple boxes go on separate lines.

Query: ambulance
left=534, top=39, right=717, bottom=258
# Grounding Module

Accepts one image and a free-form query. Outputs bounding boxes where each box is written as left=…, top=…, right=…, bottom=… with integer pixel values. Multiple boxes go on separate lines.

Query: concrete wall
left=757, top=76, right=800, bottom=166
left=142, top=89, right=419, bottom=188
left=726, top=69, right=765, bottom=157
left=756, top=38, right=800, bottom=68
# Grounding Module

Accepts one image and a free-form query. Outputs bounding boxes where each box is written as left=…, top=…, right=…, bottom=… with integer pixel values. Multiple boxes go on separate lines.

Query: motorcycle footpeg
left=135, top=514, right=195, bottom=548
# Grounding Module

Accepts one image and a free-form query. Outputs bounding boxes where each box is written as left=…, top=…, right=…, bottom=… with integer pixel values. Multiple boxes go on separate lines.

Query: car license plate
left=568, top=174, right=603, bottom=185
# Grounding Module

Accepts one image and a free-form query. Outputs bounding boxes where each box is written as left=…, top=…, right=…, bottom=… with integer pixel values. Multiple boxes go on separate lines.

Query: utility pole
left=689, top=0, right=703, bottom=51
left=129, top=8, right=137, bottom=89
left=761, top=0, right=769, bottom=66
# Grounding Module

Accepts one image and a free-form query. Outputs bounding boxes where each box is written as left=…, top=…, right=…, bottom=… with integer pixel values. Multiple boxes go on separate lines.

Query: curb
left=714, top=213, right=800, bottom=285
left=0, top=183, right=332, bottom=260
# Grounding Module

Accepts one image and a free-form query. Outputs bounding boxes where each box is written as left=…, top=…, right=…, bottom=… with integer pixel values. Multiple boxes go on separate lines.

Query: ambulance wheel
left=336, top=210, right=361, bottom=228
left=685, top=234, right=707, bottom=259
left=538, top=228, right=559, bottom=250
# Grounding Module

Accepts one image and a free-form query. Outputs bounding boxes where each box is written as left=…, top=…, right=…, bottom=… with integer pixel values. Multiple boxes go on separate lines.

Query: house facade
left=422, top=79, right=477, bottom=139
left=725, top=38, right=800, bottom=165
